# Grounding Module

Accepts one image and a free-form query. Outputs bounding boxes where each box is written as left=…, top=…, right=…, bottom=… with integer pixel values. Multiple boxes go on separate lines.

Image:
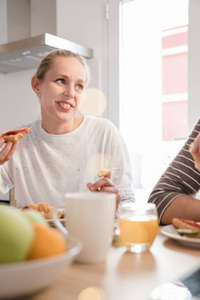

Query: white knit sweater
left=0, top=116, right=134, bottom=207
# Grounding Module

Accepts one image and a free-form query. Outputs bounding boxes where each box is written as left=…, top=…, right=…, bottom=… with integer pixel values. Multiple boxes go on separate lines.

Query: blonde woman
left=0, top=50, right=134, bottom=209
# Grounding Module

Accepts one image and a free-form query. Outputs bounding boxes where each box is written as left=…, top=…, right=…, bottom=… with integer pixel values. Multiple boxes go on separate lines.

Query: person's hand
left=0, top=139, right=18, bottom=165
left=87, top=170, right=121, bottom=210
left=189, top=133, right=200, bottom=154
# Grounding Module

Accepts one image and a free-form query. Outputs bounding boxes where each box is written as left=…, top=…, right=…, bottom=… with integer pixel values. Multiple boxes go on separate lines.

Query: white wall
left=0, top=69, right=40, bottom=132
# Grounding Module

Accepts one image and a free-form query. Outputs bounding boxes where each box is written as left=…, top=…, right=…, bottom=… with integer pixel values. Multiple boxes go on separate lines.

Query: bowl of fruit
left=0, top=205, right=82, bottom=299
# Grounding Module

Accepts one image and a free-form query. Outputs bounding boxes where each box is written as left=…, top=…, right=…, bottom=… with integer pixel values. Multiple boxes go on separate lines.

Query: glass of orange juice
left=119, top=203, right=158, bottom=253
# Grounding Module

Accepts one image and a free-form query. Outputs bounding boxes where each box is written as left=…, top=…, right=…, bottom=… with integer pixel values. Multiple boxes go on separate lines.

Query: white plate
left=47, top=218, right=66, bottom=226
left=47, top=208, right=66, bottom=225
left=161, top=225, right=200, bottom=248
left=0, top=234, right=82, bottom=299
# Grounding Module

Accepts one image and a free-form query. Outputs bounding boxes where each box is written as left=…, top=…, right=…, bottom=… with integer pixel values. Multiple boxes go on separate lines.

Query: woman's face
left=33, top=57, right=86, bottom=129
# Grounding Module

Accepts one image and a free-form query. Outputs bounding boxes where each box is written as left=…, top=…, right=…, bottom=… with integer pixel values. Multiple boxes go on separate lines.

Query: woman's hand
left=87, top=170, right=121, bottom=210
left=0, top=139, right=18, bottom=165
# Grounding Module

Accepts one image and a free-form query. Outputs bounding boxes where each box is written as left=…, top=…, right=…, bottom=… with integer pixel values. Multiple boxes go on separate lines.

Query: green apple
left=0, top=205, right=34, bottom=264
left=22, top=210, right=48, bottom=227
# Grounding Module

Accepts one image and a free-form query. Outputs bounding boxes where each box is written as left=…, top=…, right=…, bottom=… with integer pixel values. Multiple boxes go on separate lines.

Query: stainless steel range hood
left=0, top=33, right=94, bottom=74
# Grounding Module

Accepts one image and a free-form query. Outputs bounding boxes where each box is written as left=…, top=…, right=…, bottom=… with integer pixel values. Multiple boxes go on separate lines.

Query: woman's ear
left=31, top=76, right=40, bottom=96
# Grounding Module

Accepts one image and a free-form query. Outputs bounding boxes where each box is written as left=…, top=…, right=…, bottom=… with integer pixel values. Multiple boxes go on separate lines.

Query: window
left=113, top=0, right=189, bottom=197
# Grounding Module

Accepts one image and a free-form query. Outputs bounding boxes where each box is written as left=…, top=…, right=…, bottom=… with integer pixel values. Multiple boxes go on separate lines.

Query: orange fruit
left=27, top=224, right=66, bottom=260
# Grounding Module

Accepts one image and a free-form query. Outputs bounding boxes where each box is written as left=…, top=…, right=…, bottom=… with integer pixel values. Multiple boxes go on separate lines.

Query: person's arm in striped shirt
left=148, top=120, right=200, bottom=225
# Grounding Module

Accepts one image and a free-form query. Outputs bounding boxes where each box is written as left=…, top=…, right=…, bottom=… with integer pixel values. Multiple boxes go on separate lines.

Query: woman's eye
left=76, top=84, right=84, bottom=91
left=56, top=78, right=65, bottom=84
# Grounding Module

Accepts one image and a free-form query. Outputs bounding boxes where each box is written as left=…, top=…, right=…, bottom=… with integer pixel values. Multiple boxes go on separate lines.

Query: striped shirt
left=148, top=119, right=200, bottom=224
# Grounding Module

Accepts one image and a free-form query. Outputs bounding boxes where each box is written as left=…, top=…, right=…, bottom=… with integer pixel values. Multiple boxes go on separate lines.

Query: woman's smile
left=56, top=101, right=74, bottom=110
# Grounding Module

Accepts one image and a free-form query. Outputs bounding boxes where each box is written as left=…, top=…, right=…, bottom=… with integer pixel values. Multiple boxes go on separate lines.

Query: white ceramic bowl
left=0, top=234, right=82, bottom=299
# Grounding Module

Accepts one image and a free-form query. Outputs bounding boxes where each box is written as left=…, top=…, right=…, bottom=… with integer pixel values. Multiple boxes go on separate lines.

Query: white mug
left=53, top=192, right=116, bottom=263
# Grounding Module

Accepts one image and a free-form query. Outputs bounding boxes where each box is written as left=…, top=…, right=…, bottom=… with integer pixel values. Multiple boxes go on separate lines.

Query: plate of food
left=47, top=213, right=66, bottom=226
left=22, top=202, right=66, bottom=226
left=161, top=218, right=200, bottom=248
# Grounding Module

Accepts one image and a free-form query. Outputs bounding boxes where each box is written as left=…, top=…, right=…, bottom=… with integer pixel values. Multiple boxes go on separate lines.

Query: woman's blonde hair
left=35, top=49, right=91, bottom=86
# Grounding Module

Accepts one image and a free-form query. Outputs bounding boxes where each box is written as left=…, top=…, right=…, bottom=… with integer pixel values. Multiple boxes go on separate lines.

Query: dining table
left=23, top=226, right=200, bottom=300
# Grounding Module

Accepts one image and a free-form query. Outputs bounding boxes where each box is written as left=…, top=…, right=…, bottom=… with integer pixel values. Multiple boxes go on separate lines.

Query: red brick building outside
left=162, top=25, right=188, bottom=141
